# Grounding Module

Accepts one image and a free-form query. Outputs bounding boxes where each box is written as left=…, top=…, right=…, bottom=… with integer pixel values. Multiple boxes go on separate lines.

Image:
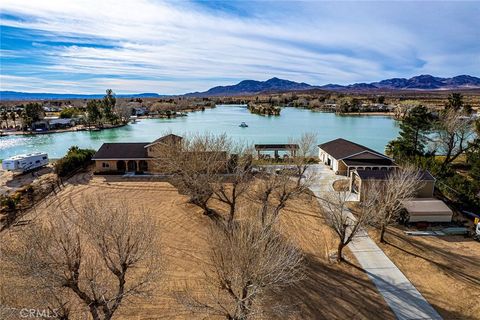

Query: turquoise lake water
left=0, top=105, right=399, bottom=159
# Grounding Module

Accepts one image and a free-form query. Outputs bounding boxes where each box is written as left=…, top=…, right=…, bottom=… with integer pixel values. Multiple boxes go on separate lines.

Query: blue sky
left=0, top=0, right=479, bottom=94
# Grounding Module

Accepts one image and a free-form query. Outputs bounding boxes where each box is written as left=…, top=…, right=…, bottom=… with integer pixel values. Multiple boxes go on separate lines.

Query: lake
left=0, top=105, right=399, bottom=159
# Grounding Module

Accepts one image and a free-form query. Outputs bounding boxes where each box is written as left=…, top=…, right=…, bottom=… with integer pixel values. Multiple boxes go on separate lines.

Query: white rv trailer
left=1, top=152, right=49, bottom=173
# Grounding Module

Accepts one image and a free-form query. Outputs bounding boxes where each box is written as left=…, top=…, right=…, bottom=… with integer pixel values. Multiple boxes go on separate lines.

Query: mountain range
left=185, top=77, right=313, bottom=97
left=0, top=91, right=162, bottom=101
left=1, top=75, right=479, bottom=100
left=187, top=75, right=480, bottom=96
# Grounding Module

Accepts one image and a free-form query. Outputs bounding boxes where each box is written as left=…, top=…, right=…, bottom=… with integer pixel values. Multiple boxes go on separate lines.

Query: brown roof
left=318, top=138, right=385, bottom=160
left=254, top=144, right=299, bottom=150
left=92, top=143, right=150, bottom=159
left=356, top=169, right=435, bottom=181
left=151, top=133, right=183, bottom=144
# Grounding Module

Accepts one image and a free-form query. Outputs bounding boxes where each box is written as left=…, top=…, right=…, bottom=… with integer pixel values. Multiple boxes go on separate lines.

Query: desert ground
left=370, top=227, right=480, bottom=320
left=0, top=171, right=394, bottom=319
left=0, top=166, right=56, bottom=196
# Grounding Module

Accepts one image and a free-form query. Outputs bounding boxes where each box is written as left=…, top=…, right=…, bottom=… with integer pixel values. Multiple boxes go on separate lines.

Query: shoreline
left=340, top=111, right=395, bottom=117
left=0, top=105, right=214, bottom=137
left=0, top=123, right=128, bottom=137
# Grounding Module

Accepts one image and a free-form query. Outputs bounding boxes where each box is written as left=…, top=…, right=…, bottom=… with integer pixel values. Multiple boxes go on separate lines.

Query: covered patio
left=254, top=144, right=299, bottom=160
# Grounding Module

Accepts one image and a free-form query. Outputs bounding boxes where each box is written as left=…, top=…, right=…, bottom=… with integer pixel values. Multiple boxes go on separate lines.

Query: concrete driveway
left=306, top=164, right=442, bottom=320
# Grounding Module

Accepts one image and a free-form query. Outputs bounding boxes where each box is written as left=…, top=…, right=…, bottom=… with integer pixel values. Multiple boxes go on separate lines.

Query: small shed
left=402, top=198, right=453, bottom=223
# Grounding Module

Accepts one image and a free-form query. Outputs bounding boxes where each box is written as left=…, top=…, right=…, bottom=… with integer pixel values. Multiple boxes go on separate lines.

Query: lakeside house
left=318, top=138, right=452, bottom=222
left=32, top=117, right=77, bottom=131
left=92, top=134, right=229, bottom=174
left=318, top=138, right=396, bottom=176
left=92, top=134, right=183, bottom=174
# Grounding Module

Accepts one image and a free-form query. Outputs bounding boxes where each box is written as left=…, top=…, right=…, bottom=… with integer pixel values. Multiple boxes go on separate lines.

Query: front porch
left=95, top=159, right=150, bottom=174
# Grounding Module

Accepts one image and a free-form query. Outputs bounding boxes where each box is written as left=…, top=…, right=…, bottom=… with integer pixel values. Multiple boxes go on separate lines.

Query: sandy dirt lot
left=371, top=227, right=480, bottom=320
left=1, top=172, right=394, bottom=319
left=0, top=166, right=56, bottom=196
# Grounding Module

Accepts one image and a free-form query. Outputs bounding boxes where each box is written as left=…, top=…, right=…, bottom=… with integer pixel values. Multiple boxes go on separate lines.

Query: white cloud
left=0, top=0, right=478, bottom=93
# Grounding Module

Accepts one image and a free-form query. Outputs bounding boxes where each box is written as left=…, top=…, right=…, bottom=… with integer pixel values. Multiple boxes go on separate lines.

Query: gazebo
left=254, top=144, right=299, bottom=160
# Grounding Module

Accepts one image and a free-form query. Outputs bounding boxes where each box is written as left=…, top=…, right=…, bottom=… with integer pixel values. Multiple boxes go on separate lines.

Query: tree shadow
left=276, top=253, right=395, bottom=319
left=384, top=230, right=480, bottom=287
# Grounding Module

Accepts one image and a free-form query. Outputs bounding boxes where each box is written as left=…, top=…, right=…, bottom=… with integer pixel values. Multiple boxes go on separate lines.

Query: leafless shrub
left=177, top=218, right=304, bottom=319
left=2, top=195, right=163, bottom=320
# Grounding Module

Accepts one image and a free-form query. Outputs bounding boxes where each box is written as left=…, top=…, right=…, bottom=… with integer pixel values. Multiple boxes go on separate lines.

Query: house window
left=102, top=162, right=110, bottom=168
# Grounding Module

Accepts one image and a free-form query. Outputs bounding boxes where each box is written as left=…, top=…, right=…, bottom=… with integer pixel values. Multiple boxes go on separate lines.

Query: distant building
left=32, top=117, right=76, bottom=130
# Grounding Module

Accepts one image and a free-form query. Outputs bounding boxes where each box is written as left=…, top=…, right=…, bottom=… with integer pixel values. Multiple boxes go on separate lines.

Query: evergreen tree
left=24, top=102, right=45, bottom=127
left=86, top=99, right=102, bottom=125
left=386, top=105, right=433, bottom=159
left=102, top=89, right=117, bottom=123
left=468, top=120, right=480, bottom=180
left=446, top=93, right=463, bottom=111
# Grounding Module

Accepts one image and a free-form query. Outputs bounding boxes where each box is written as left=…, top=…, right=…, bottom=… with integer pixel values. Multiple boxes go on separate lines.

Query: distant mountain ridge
left=1, top=75, right=479, bottom=100
left=0, top=91, right=162, bottom=101
left=185, top=77, right=314, bottom=97
left=321, top=74, right=480, bottom=91
left=187, top=74, right=480, bottom=96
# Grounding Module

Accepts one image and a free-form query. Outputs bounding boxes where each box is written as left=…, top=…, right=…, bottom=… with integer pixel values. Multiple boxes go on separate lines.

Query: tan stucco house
left=92, top=134, right=184, bottom=174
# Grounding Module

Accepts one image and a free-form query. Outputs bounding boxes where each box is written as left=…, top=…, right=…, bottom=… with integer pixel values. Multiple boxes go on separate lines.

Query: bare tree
left=289, top=132, right=318, bottom=187
left=370, top=166, right=422, bottom=243
left=393, top=100, right=420, bottom=120
left=434, top=109, right=477, bottom=170
left=320, top=191, right=375, bottom=262
left=211, top=147, right=253, bottom=227
left=3, top=196, right=162, bottom=320
left=252, top=133, right=318, bottom=228
left=114, top=104, right=133, bottom=124
left=253, top=172, right=301, bottom=227
left=177, top=219, right=304, bottom=319
left=158, top=133, right=232, bottom=216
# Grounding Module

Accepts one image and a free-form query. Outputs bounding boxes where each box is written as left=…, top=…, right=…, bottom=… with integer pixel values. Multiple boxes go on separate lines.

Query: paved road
left=306, top=164, right=442, bottom=320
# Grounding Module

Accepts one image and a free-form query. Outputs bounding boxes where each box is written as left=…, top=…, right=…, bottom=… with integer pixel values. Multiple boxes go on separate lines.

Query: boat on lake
left=239, top=122, right=248, bottom=128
